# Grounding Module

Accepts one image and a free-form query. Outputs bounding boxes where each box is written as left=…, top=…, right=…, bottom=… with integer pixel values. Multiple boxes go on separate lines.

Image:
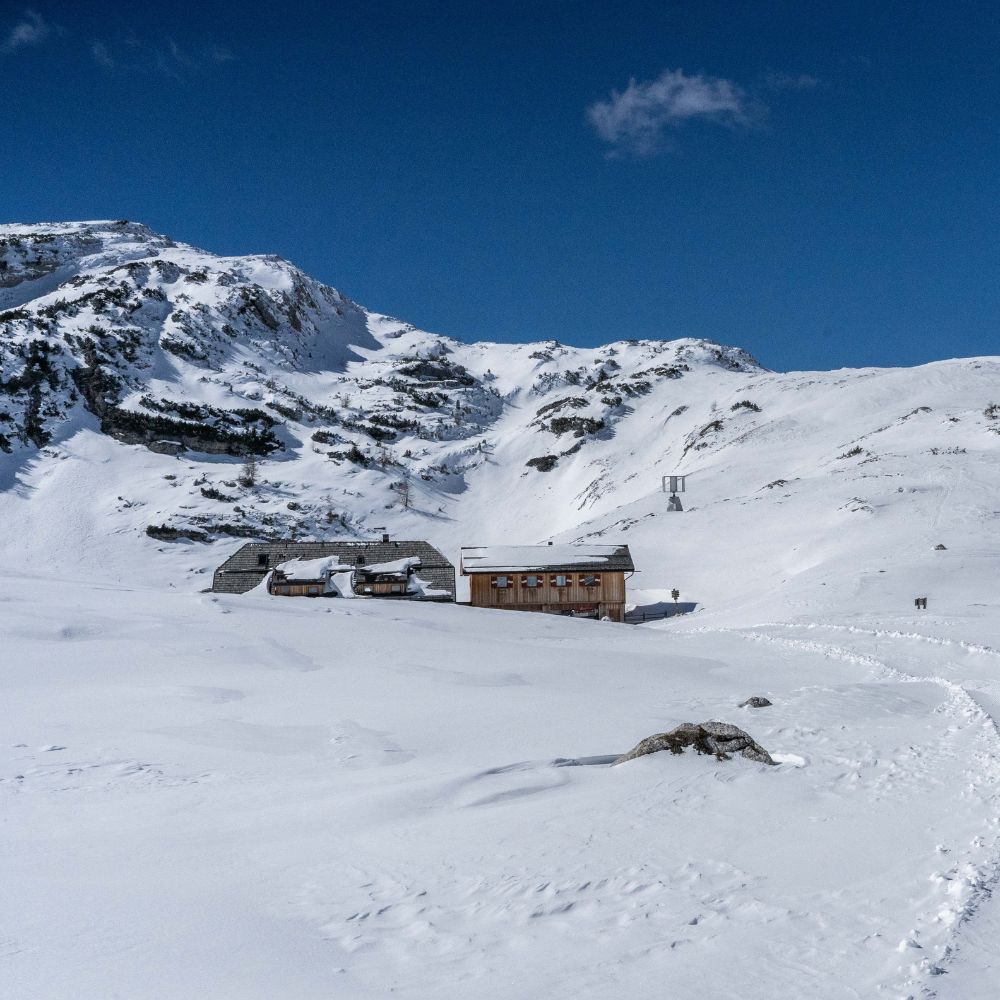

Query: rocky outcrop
left=738, top=696, right=773, bottom=708
left=71, top=364, right=281, bottom=457
left=0, top=220, right=775, bottom=544
left=613, top=721, right=775, bottom=766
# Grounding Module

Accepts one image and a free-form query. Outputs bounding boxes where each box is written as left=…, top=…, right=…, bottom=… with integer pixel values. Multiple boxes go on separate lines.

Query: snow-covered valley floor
left=5, top=573, right=1000, bottom=998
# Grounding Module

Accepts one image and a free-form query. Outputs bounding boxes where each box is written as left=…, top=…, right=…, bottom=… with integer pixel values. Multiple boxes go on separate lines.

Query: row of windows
left=490, top=573, right=602, bottom=589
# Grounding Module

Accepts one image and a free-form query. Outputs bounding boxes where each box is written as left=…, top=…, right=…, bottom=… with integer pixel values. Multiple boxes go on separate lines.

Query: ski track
left=745, top=622, right=1000, bottom=662
left=696, top=623, right=1000, bottom=999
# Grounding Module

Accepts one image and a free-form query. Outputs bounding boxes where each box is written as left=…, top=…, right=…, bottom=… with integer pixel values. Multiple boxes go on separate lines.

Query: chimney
left=382, top=533, right=390, bottom=543
left=547, top=540, right=553, bottom=545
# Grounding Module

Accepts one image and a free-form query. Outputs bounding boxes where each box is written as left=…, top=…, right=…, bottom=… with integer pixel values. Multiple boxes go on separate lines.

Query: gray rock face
left=613, top=720, right=775, bottom=766
left=738, top=696, right=773, bottom=708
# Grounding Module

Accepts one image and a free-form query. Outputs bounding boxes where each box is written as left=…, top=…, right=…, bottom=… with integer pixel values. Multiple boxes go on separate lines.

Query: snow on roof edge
left=460, top=544, right=632, bottom=573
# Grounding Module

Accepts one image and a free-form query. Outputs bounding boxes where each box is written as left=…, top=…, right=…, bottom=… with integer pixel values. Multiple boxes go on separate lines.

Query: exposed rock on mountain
left=2, top=220, right=998, bottom=619
left=0, top=221, right=759, bottom=548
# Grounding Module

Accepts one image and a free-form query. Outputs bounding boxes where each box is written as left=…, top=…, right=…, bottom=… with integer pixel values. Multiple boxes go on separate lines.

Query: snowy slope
left=4, top=221, right=1000, bottom=998
left=5, top=572, right=1000, bottom=999
left=2, top=221, right=998, bottom=617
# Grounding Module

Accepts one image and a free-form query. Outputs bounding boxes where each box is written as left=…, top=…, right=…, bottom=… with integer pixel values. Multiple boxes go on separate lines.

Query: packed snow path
left=4, top=574, right=1000, bottom=998
left=673, top=617, right=1000, bottom=998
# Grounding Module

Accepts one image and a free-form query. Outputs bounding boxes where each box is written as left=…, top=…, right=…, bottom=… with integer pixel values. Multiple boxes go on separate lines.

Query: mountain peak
left=7, top=220, right=992, bottom=618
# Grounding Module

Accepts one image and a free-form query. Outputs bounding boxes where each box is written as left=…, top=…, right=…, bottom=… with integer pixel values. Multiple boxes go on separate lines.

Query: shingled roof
left=212, top=540, right=455, bottom=598
left=460, top=544, right=634, bottom=575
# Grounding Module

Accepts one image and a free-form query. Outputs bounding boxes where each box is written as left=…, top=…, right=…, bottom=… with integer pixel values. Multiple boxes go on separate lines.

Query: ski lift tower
left=662, top=474, right=686, bottom=512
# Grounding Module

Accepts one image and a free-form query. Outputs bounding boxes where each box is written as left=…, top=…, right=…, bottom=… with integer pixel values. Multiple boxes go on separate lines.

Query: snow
left=275, top=555, right=353, bottom=580
left=327, top=570, right=357, bottom=598
left=460, top=544, right=621, bottom=572
left=361, top=556, right=422, bottom=575
left=407, top=573, right=451, bottom=599
left=5, top=574, right=1000, bottom=999
left=275, top=557, right=429, bottom=600
left=3, top=220, right=1000, bottom=997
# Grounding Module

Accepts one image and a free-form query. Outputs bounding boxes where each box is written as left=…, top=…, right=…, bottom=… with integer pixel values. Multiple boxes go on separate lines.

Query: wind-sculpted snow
left=7, top=576, right=1000, bottom=997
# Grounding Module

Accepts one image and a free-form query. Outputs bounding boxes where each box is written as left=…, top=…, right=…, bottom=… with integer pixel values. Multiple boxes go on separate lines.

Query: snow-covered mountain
left=7, top=222, right=1000, bottom=1000
left=2, top=220, right=998, bottom=618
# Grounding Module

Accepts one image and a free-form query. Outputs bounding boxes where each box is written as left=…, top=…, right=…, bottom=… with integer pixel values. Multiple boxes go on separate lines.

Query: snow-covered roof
left=460, top=544, right=634, bottom=574
left=274, top=555, right=353, bottom=580
left=359, top=556, right=422, bottom=576
left=214, top=541, right=456, bottom=599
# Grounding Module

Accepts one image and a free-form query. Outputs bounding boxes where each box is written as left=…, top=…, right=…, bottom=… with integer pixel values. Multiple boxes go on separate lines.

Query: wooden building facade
left=461, top=544, right=634, bottom=622
left=269, top=575, right=329, bottom=598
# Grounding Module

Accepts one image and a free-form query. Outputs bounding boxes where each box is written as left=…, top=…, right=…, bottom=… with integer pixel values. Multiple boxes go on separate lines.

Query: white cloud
left=587, top=67, right=762, bottom=156
left=2, top=8, right=51, bottom=54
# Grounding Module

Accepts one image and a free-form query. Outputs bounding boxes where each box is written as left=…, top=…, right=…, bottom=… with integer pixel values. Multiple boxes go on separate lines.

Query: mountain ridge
left=1, top=221, right=997, bottom=619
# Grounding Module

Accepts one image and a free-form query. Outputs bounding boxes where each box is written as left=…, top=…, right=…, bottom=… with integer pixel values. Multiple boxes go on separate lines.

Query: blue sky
left=3, top=1, right=999, bottom=371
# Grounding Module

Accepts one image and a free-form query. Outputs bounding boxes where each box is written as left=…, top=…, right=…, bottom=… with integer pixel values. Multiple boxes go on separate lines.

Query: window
left=307, top=586, right=320, bottom=597
left=356, top=555, right=366, bottom=565
left=553, top=574, right=568, bottom=588
left=492, top=575, right=510, bottom=588
left=391, top=583, right=404, bottom=594
left=523, top=574, right=540, bottom=588
left=257, top=554, right=270, bottom=567
left=581, top=574, right=601, bottom=587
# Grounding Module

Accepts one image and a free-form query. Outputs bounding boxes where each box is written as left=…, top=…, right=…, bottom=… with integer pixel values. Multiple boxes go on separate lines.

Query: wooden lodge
left=211, top=539, right=456, bottom=601
left=460, top=544, right=634, bottom=622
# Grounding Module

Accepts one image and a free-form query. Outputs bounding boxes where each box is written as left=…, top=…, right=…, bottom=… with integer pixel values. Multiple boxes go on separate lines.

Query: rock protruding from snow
left=738, top=696, right=773, bottom=708
left=613, top=721, right=775, bottom=766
